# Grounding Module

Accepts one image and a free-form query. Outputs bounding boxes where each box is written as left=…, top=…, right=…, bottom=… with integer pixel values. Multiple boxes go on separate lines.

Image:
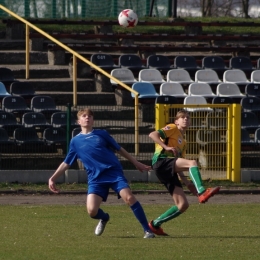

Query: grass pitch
left=0, top=203, right=260, bottom=260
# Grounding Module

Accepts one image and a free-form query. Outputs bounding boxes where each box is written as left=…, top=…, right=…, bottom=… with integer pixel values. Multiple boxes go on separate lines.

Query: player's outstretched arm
left=49, top=162, right=70, bottom=193
left=117, top=147, right=151, bottom=172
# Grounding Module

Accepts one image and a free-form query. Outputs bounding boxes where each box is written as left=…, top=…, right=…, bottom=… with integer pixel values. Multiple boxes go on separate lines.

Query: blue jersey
left=64, top=129, right=124, bottom=183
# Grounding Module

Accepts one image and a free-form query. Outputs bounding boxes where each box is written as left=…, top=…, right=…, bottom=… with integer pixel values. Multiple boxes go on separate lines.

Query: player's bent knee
left=87, top=208, right=98, bottom=217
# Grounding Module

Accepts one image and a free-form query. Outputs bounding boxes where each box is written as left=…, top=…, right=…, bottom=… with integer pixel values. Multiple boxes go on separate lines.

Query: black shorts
left=152, top=158, right=182, bottom=195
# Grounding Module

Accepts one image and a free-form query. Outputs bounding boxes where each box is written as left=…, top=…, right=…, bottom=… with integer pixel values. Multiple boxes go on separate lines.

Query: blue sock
left=130, top=201, right=150, bottom=232
left=91, top=208, right=109, bottom=221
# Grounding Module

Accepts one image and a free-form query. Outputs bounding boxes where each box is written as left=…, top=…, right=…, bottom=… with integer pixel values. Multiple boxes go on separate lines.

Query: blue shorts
left=87, top=179, right=130, bottom=202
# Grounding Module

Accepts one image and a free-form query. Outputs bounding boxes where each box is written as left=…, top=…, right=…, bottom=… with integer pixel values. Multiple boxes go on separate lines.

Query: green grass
left=1, top=180, right=260, bottom=193
left=0, top=203, right=260, bottom=259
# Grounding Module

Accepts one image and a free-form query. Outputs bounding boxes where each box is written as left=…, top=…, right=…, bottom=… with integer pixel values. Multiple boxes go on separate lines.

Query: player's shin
left=153, top=205, right=181, bottom=227
left=189, top=166, right=206, bottom=194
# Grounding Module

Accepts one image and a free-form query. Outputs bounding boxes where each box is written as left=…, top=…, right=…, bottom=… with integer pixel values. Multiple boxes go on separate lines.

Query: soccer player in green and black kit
left=148, top=109, right=220, bottom=236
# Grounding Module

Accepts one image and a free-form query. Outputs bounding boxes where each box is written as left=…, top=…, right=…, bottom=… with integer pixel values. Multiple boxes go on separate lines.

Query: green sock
left=189, top=166, right=206, bottom=194
left=153, top=206, right=181, bottom=227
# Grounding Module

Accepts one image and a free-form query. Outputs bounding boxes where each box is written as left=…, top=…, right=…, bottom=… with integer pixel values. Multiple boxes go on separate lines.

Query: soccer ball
left=118, top=9, right=138, bottom=28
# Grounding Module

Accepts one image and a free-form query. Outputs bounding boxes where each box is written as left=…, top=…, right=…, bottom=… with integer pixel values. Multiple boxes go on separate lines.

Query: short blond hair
left=77, top=108, right=94, bottom=119
left=175, top=109, right=190, bottom=121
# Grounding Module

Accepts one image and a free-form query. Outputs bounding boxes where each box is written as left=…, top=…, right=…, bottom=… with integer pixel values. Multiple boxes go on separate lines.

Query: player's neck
left=81, top=126, right=93, bottom=134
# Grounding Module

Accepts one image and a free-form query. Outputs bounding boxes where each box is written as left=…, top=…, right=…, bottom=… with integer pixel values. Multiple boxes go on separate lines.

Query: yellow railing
left=155, top=103, right=241, bottom=182
left=0, top=5, right=141, bottom=154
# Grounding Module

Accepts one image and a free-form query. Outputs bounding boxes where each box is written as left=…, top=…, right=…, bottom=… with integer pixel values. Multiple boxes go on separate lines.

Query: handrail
left=0, top=5, right=141, bottom=155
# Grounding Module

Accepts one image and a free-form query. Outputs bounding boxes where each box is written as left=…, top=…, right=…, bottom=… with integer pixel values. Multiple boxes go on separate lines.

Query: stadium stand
left=188, top=82, right=217, bottom=98
left=174, top=55, right=201, bottom=76
left=43, top=127, right=67, bottom=147
left=2, top=96, right=32, bottom=114
left=229, top=56, right=255, bottom=73
left=201, top=56, right=228, bottom=75
left=241, top=111, right=260, bottom=132
left=146, top=54, right=173, bottom=72
left=216, top=83, right=246, bottom=98
left=155, top=95, right=177, bottom=104
left=0, top=110, right=23, bottom=136
left=22, top=112, right=50, bottom=130
left=195, top=69, right=222, bottom=85
left=0, top=82, right=11, bottom=98
left=250, top=70, right=260, bottom=83
left=223, top=69, right=250, bottom=85
left=0, top=67, right=17, bottom=89
left=212, top=96, right=234, bottom=104
left=30, top=96, right=61, bottom=117
left=10, top=81, right=36, bottom=100
left=241, top=128, right=256, bottom=150
left=51, top=112, right=78, bottom=129
left=159, top=82, right=188, bottom=98
left=183, top=96, right=213, bottom=112
left=166, top=69, right=194, bottom=85
left=118, top=54, right=146, bottom=71
left=245, top=83, right=260, bottom=97
left=90, top=53, right=119, bottom=71
left=13, top=127, right=45, bottom=145
left=138, top=69, right=166, bottom=85
left=131, top=82, right=159, bottom=102
left=0, top=127, right=15, bottom=146
left=240, top=96, right=260, bottom=112
left=110, top=68, right=138, bottom=86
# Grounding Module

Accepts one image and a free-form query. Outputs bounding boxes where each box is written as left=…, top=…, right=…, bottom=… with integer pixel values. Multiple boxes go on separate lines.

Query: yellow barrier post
left=72, top=55, right=77, bottom=107
left=231, top=104, right=241, bottom=182
left=134, top=95, right=139, bottom=155
left=25, top=24, right=30, bottom=79
left=226, top=104, right=232, bottom=180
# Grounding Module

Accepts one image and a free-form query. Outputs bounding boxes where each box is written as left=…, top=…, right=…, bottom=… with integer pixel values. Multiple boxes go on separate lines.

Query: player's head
left=174, top=109, right=191, bottom=128
left=77, top=108, right=94, bottom=120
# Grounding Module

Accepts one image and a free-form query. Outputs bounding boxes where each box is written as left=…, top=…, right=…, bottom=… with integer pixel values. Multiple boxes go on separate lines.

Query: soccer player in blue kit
left=48, top=108, right=155, bottom=238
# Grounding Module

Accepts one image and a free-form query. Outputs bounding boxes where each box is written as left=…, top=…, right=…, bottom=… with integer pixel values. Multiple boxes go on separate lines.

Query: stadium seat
left=146, top=55, right=173, bottom=71
left=206, top=111, right=227, bottom=129
left=241, top=128, right=256, bottom=149
left=0, top=82, right=11, bottom=98
left=2, top=96, right=32, bottom=114
left=159, top=82, right=187, bottom=98
left=229, top=56, right=254, bottom=73
left=174, top=55, right=201, bottom=75
left=51, top=112, right=78, bottom=129
left=245, top=83, right=260, bottom=97
left=0, top=127, right=15, bottom=146
left=166, top=69, right=194, bottom=85
left=90, top=53, right=119, bottom=70
left=254, top=128, right=260, bottom=144
left=0, top=110, right=23, bottom=135
left=250, top=70, right=260, bottom=83
left=188, top=83, right=217, bottom=98
left=30, top=96, right=61, bottom=117
left=110, top=68, right=137, bottom=86
left=22, top=112, right=50, bottom=130
left=212, top=96, right=234, bottom=104
left=195, top=69, right=222, bottom=84
left=10, top=81, right=36, bottom=99
left=0, top=67, right=17, bottom=88
left=155, top=95, right=177, bottom=104
left=43, top=127, right=67, bottom=146
left=72, top=127, right=81, bottom=137
left=13, top=127, right=44, bottom=145
left=241, top=111, right=260, bottom=131
left=216, top=83, right=245, bottom=98
left=183, top=96, right=213, bottom=112
left=131, top=82, right=160, bottom=100
left=118, top=54, right=146, bottom=71
left=202, top=56, right=228, bottom=73
left=138, top=69, right=166, bottom=85
left=223, top=69, right=250, bottom=85
left=240, top=96, right=260, bottom=112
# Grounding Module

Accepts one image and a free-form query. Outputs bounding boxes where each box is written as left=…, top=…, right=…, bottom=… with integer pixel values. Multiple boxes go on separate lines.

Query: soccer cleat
left=148, top=220, right=169, bottom=236
left=95, top=218, right=109, bottom=236
left=143, top=231, right=155, bottom=238
left=198, top=186, right=220, bottom=203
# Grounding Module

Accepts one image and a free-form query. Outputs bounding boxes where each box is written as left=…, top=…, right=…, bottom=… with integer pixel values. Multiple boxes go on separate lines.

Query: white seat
left=251, top=70, right=260, bottom=83
left=159, top=82, right=187, bottom=98
left=195, top=69, right=222, bottom=84
left=223, top=69, right=250, bottom=85
left=184, top=96, right=213, bottom=112
left=138, top=69, right=166, bottom=84
left=216, top=83, right=245, bottom=98
left=166, top=69, right=194, bottom=84
left=188, top=83, right=217, bottom=98
left=110, top=68, right=137, bottom=85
